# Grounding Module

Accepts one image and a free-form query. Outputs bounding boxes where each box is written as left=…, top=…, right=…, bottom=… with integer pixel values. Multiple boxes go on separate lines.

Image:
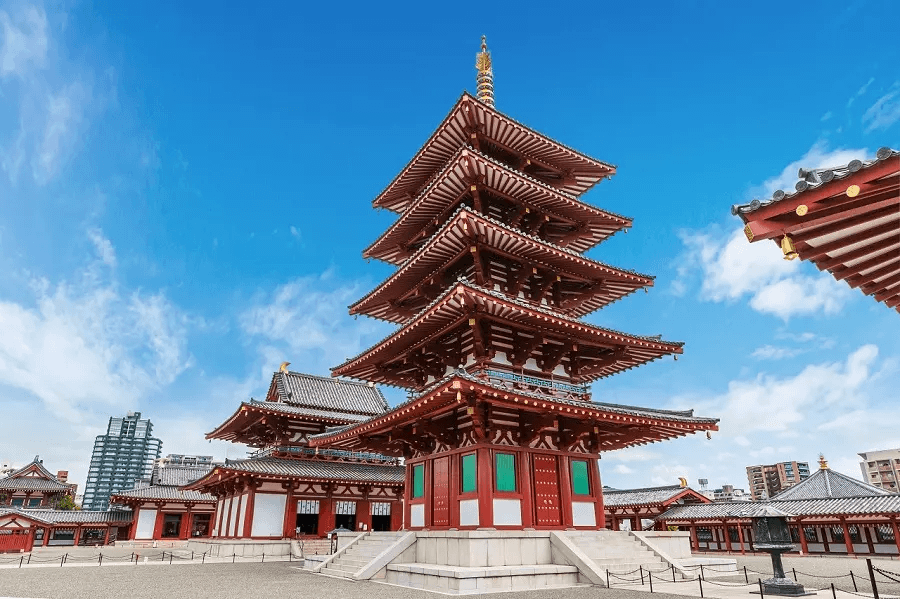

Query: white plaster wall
left=135, top=509, right=157, bottom=540
left=237, top=493, right=248, bottom=537
left=493, top=499, right=522, bottom=526
left=410, top=504, right=425, bottom=527
left=459, top=499, right=479, bottom=527
left=213, top=498, right=223, bottom=536
left=251, top=493, right=286, bottom=537
left=571, top=502, right=596, bottom=527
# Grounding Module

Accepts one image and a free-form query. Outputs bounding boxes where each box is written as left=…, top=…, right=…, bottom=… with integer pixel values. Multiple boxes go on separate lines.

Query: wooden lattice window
left=875, top=524, right=895, bottom=543
left=790, top=527, right=800, bottom=542
left=461, top=454, right=477, bottom=493
left=570, top=460, right=590, bottom=496
left=495, top=453, right=516, bottom=492
left=803, top=527, right=818, bottom=542
left=697, top=527, right=712, bottom=542
left=412, top=464, right=424, bottom=499
left=729, top=527, right=741, bottom=543
left=830, top=526, right=845, bottom=542
left=848, top=525, right=862, bottom=543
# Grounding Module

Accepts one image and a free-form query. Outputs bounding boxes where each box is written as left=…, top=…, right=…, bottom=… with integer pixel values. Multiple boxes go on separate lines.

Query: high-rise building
left=859, top=448, right=900, bottom=492
left=82, top=412, right=163, bottom=511
left=156, top=454, right=219, bottom=468
left=746, top=461, right=811, bottom=500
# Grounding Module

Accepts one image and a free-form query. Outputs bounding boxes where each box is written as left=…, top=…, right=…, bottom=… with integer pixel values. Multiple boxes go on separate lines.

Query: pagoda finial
left=818, top=454, right=829, bottom=469
left=475, top=35, right=494, bottom=107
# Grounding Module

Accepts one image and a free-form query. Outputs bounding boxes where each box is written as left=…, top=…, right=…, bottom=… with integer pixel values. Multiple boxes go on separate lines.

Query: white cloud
left=863, top=88, right=900, bottom=133
left=613, top=464, right=634, bottom=475
left=289, top=225, right=301, bottom=241
left=847, top=77, right=874, bottom=108
left=679, top=227, right=851, bottom=320
left=747, top=141, right=869, bottom=201
left=820, top=111, right=833, bottom=122
left=752, top=345, right=803, bottom=360
left=87, top=227, right=116, bottom=267
left=0, top=5, right=47, bottom=78
left=240, top=271, right=391, bottom=376
left=0, top=229, right=190, bottom=423
left=733, top=436, right=751, bottom=447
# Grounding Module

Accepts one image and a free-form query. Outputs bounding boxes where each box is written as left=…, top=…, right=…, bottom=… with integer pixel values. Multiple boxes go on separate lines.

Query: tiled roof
left=21, top=509, right=133, bottom=524
left=246, top=400, right=372, bottom=423
left=658, top=495, right=900, bottom=521
left=0, top=456, right=72, bottom=492
left=771, top=468, right=889, bottom=500
left=0, top=477, right=72, bottom=491
left=604, top=485, right=701, bottom=507
left=0, top=508, right=55, bottom=524
left=111, top=485, right=215, bottom=503
left=216, top=457, right=405, bottom=484
left=732, top=147, right=899, bottom=215
left=272, top=371, right=388, bottom=416
left=152, top=465, right=213, bottom=487
left=310, top=369, right=718, bottom=447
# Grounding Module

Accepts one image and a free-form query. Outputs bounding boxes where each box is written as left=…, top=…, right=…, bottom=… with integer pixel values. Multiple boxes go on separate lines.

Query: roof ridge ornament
left=475, top=35, right=494, bottom=107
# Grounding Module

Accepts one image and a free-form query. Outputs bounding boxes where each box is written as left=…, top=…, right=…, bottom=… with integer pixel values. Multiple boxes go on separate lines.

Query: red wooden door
left=533, top=455, right=563, bottom=527
left=432, top=456, right=450, bottom=527
left=0, top=528, right=34, bottom=553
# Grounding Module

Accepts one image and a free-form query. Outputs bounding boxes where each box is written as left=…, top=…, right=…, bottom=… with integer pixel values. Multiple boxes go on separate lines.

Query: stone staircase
left=565, top=530, right=671, bottom=578
left=319, top=531, right=408, bottom=579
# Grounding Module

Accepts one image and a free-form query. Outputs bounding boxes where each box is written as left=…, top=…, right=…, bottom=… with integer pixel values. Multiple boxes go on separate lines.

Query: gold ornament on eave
left=781, top=235, right=799, bottom=260
left=279, top=361, right=291, bottom=373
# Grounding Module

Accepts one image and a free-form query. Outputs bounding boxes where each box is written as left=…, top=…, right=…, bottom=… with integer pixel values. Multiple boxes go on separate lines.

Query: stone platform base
left=187, top=539, right=291, bottom=557
left=384, top=563, right=582, bottom=595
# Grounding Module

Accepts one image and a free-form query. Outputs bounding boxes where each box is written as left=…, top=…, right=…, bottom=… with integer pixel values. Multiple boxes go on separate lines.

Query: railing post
left=672, top=564, right=677, bottom=582
left=649, top=571, right=654, bottom=593
left=202, top=552, right=205, bottom=564
left=700, top=564, right=705, bottom=580
left=262, top=552, right=265, bottom=563
left=640, top=565, right=645, bottom=585
left=867, top=558, right=880, bottom=599
left=744, top=565, right=749, bottom=583
left=758, top=578, right=765, bottom=599
left=831, top=582, right=836, bottom=599
left=169, top=552, right=173, bottom=565
left=851, top=570, right=858, bottom=592
left=606, top=569, right=610, bottom=588
left=99, top=553, right=103, bottom=566
left=19, top=556, right=23, bottom=568
left=698, top=575, right=704, bottom=598
left=792, top=567, right=797, bottom=581
left=233, top=553, right=236, bottom=564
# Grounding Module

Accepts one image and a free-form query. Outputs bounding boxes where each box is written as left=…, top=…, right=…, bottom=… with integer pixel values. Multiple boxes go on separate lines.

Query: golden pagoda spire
left=475, top=35, right=494, bottom=107
left=818, top=454, right=829, bottom=469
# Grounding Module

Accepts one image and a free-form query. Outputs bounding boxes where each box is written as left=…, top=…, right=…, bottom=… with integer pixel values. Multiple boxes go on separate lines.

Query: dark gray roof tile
left=273, top=371, right=389, bottom=416
left=220, top=457, right=405, bottom=484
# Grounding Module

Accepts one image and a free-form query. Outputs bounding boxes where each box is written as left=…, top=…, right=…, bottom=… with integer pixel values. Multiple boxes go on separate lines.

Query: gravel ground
left=0, top=562, right=687, bottom=599
left=718, top=555, right=900, bottom=596
left=0, top=555, right=898, bottom=599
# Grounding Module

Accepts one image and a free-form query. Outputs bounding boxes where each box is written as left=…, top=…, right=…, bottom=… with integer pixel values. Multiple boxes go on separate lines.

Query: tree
left=54, top=494, right=78, bottom=511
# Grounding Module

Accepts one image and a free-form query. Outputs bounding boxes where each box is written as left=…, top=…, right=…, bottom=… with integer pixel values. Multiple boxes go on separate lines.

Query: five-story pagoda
left=310, top=38, right=718, bottom=531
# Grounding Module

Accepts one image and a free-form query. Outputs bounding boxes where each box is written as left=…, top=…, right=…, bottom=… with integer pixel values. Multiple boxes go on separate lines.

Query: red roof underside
left=740, top=156, right=900, bottom=313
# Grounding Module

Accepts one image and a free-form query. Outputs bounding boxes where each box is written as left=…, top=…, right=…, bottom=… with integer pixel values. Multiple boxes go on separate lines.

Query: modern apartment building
left=155, top=454, right=218, bottom=468
left=82, top=412, right=163, bottom=511
left=859, top=448, right=900, bottom=492
left=746, top=460, right=811, bottom=500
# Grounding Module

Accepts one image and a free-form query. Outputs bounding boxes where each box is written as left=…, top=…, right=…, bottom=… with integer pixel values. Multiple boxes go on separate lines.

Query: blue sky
left=1, top=0, right=898, bottom=495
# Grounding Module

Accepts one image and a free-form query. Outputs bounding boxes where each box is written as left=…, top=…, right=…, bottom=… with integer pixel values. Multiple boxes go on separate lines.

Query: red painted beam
left=833, top=250, right=900, bottom=282
left=799, top=219, right=899, bottom=261
left=793, top=202, right=900, bottom=244
left=862, top=271, right=900, bottom=296
left=740, top=156, right=900, bottom=224
left=845, top=258, right=900, bottom=289
left=814, top=235, right=900, bottom=271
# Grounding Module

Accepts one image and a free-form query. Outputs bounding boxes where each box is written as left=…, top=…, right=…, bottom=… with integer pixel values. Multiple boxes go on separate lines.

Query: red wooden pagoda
left=309, top=39, right=718, bottom=531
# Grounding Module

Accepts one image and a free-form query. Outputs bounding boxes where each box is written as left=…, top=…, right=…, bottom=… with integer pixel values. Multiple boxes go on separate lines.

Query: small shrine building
left=110, top=464, right=217, bottom=541
left=308, top=38, right=718, bottom=532
left=657, top=458, right=900, bottom=556
left=183, top=371, right=405, bottom=539
left=603, top=484, right=711, bottom=531
left=0, top=456, right=75, bottom=509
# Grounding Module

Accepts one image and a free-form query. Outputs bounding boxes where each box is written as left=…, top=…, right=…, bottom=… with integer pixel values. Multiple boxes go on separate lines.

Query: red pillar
left=282, top=486, right=296, bottom=538
left=723, top=520, right=733, bottom=552
left=423, top=458, right=433, bottom=529
left=318, top=497, right=335, bottom=537
left=357, top=498, right=372, bottom=532
left=180, top=505, right=193, bottom=540
left=476, top=447, right=493, bottom=528
left=102, top=526, right=111, bottom=546
left=558, top=455, right=574, bottom=528
left=891, top=517, right=900, bottom=555
left=842, top=520, right=855, bottom=555
left=690, top=525, right=699, bottom=552
left=152, top=509, right=165, bottom=539
left=242, top=490, right=255, bottom=538
left=737, top=523, right=746, bottom=554
left=519, top=451, right=534, bottom=529
left=73, top=525, right=82, bottom=547
left=42, top=527, right=50, bottom=546
left=591, top=459, right=606, bottom=529
left=390, top=498, right=403, bottom=531
left=796, top=522, right=807, bottom=554
left=449, top=454, right=460, bottom=530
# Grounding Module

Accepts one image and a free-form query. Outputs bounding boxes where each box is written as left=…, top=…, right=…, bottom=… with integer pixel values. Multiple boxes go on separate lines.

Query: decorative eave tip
left=475, top=35, right=494, bottom=107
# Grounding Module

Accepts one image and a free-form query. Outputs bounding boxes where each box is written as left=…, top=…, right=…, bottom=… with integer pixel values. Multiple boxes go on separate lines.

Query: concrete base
left=384, top=563, right=581, bottom=595
left=188, top=539, right=291, bottom=557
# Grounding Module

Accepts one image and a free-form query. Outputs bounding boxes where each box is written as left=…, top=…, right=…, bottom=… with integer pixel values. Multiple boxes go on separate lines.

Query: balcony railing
left=481, top=369, right=590, bottom=396
left=249, top=445, right=401, bottom=465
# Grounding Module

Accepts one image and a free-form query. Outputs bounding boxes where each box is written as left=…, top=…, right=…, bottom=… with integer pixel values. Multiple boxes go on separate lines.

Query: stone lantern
left=750, top=507, right=810, bottom=596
